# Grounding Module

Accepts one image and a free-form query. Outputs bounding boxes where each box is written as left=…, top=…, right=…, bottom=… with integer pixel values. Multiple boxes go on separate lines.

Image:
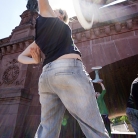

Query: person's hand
left=30, top=47, right=41, bottom=64
left=97, top=81, right=102, bottom=84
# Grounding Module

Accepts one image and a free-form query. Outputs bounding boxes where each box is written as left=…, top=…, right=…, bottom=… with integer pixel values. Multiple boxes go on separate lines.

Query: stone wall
left=69, top=15, right=138, bottom=73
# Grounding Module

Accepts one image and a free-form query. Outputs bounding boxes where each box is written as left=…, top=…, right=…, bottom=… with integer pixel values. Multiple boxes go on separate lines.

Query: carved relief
left=0, top=59, right=19, bottom=85
left=15, top=79, right=24, bottom=85
left=19, top=10, right=38, bottom=26
left=2, top=65, right=19, bottom=85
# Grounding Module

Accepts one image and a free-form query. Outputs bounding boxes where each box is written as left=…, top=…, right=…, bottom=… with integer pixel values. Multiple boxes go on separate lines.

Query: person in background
left=126, top=77, right=138, bottom=138
left=18, top=0, right=110, bottom=138
left=95, top=82, right=111, bottom=137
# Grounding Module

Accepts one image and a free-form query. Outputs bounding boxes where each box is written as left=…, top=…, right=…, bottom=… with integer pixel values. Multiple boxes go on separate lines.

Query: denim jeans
left=35, top=59, right=109, bottom=138
left=126, top=107, right=138, bottom=138
left=101, top=115, right=111, bottom=137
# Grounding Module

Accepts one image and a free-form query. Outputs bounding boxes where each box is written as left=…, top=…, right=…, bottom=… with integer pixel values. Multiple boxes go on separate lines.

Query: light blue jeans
left=126, top=107, right=138, bottom=138
left=35, top=59, right=109, bottom=138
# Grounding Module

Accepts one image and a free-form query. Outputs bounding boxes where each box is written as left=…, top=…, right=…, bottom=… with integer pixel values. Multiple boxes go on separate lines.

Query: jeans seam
left=47, top=71, right=57, bottom=94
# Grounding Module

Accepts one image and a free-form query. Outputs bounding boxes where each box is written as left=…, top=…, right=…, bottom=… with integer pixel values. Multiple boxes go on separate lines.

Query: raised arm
left=38, top=0, right=56, bottom=17
left=97, top=82, right=106, bottom=97
left=100, top=82, right=106, bottom=91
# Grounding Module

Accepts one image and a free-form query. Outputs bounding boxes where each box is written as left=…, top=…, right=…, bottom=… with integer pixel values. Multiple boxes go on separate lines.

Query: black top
left=127, top=77, right=138, bottom=110
left=35, top=15, right=81, bottom=66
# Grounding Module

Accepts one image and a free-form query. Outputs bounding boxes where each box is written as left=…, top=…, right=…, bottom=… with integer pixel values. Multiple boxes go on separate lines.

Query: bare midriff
left=57, top=53, right=82, bottom=61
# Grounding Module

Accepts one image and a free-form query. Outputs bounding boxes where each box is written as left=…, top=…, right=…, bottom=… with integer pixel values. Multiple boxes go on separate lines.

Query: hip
left=39, top=58, right=93, bottom=93
left=40, top=58, right=91, bottom=84
left=56, top=53, right=82, bottom=61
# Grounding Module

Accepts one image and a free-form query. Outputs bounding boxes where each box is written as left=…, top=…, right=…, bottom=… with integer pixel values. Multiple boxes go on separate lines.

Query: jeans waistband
left=43, top=59, right=83, bottom=72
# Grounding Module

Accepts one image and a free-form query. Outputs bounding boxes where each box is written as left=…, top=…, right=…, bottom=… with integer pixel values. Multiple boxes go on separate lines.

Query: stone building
left=0, top=1, right=138, bottom=138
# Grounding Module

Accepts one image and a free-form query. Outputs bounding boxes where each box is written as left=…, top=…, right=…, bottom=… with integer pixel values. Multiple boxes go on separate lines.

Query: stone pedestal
left=0, top=9, right=39, bottom=138
left=0, top=88, right=32, bottom=138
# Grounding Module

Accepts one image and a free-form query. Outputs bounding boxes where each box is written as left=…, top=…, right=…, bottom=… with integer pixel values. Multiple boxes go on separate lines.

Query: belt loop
left=74, top=59, right=77, bottom=67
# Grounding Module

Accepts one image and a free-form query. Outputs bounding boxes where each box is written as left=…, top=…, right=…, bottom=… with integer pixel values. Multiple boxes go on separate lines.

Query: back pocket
left=55, top=72, right=75, bottom=76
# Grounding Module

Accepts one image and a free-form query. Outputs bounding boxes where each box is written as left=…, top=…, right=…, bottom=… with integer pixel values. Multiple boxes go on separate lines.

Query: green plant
left=111, top=115, right=130, bottom=124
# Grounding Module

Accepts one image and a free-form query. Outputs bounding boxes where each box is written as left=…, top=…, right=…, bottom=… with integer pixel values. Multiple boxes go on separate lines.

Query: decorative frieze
left=25, top=41, right=30, bottom=47
left=85, top=30, right=91, bottom=39
left=13, top=44, right=17, bottom=51
left=7, top=46, right=11, bottom=53
left=104, top=26, right=111, bottom=35
left=76, top=33, right=82, bottom=41
left=126, top=20, right=133, bottom=29
left=19, top=43, right=24, bottom=50
left=115, top=23, right=121, bottom=32
left=72, top=18, right=138, bottom=43
left=1, top=47, right=6, bottom=55
left=0, top=40, right=33, bottom=56
left=1, top=45, right=16, bottom=55
left=94, top=28, right=100, bottom=36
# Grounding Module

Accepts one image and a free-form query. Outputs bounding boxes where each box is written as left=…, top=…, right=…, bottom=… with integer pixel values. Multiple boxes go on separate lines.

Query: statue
left=26, top=0, right=39, bottom=12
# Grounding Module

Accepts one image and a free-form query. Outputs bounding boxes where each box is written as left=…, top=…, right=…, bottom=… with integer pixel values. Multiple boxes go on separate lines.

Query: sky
left=0, top=0, right=127, bottom=39
left=0, top=0, right=76, bottom=39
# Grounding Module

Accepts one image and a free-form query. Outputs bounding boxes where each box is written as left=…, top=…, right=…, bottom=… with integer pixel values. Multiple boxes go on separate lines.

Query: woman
left=18, top=0, right=109, bottom=138
left=95, top=82, right=111, bottom=137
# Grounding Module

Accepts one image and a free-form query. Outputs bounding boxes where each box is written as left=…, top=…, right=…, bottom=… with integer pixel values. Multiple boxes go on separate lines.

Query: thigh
left=39, top=71, right=66, bottom=124
left=126, top=108, right=138, bottom=134
left=126, top=108, right=135, bottom=123
left=52, top=66, right=109, bottom=137
left=38, top=92, right=66, bottom=138
left=52, top=65, right=97, bottom=117
left=39, top=92, right=65, bottom=120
